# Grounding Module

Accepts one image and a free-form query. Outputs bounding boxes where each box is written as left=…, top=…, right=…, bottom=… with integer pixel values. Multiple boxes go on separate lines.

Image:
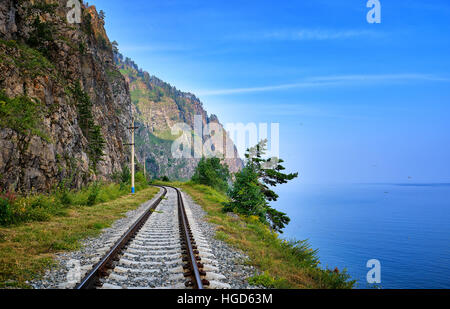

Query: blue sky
left=93, top=0, right=450, bottom=184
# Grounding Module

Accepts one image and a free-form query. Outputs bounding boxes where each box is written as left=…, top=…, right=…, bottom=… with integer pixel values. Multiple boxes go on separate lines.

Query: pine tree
left=99, top=10, right=106, bottom=21
left=225, top=163, right=267, bottom=219
left=88, top=125, right=105, bottom=172
left=226, top=139, right=298, bottom=233
left=112, top=40, right=119, bottom=54
left=246, top=139, right=298, bottom=202
left=71, top=82, right=105, bottom=173
left=191, top=157, right=230, bottom=192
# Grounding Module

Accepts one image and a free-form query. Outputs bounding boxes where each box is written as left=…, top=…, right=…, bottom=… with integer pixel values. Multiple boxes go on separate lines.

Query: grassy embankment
left=155, top=180, right=355, bottom=289
left=0, top=182, right=159, bottom=288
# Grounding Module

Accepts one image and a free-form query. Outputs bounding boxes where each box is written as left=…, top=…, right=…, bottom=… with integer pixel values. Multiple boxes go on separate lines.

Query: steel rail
left=172, top=186, right=205, bottom=289
left=75, top=186, right=167, bottom=289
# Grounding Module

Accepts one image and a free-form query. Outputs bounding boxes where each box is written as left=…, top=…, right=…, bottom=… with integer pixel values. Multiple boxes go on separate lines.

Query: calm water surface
left=272, top=183, right=450, bottom=289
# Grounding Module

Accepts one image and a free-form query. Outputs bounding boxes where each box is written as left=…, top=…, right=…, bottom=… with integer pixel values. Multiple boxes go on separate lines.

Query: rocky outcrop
left=0, top=1, right=132, bottom=192
left=117, top=55, right=243, bottom=180
left=0, top=0, right=242, bottom=191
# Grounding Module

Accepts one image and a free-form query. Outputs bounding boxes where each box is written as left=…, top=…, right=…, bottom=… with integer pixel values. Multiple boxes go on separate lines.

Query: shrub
left=26, top=17, right=56, bottom=60
left=121, top=166, right=131, bottom=184
left=0, top=197, right=14, bottom=226
left=191, top=157, right=230, bottom=192
left=161, top=176, right=170, bottom=182
left=134, top=171, right=148, bottom=189
left=248, top=272, right=288, bottom=288
left=86, top=182, right=100, bottom=206
left=0, top=176, right=149, bottom=227
left=58, top=190, right=72, bottom=206
left=82, top=10, right=93, bottom=36
left=56, top=180, right=72, bottom=206
left=0, top=91, right=48, bottom=140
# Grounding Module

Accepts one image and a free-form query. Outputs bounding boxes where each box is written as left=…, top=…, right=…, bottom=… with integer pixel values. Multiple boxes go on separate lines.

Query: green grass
left=0, top=177, right=148, bottom=228
left=0, top=185, right=159, bottom=288
left=154, top=181, right=355, bottom=289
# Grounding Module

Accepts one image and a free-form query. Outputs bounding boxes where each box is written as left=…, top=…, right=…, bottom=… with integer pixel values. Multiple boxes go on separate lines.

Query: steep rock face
left=116, top=55, right=243, bottom=180
left=0, top=0, right=131, bottom=192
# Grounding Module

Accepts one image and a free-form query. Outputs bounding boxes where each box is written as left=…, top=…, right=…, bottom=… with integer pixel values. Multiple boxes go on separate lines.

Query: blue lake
left=272, top=183, right=450, bottom=289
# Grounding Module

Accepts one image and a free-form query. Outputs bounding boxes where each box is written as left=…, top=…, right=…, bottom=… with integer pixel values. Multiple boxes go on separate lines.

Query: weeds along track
left=75, top=186, right=230, bottom=289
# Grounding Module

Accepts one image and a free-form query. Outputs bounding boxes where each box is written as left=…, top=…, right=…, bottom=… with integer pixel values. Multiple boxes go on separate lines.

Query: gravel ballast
left=30, top=187, right=259, bottom=289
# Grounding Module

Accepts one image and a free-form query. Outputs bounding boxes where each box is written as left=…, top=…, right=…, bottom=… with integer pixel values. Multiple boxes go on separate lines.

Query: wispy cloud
left=196, top=74, right=450, bottom=96
left=230, top=29, right=382, bottom=41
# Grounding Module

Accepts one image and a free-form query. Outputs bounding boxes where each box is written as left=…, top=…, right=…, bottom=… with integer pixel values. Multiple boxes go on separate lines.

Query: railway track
left=75, top=186, right=230, bottom=289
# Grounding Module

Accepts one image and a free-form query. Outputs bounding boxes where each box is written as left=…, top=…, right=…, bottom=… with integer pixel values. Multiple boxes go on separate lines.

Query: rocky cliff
left=116, top=55, right=243, bottom=180
left=0, top=0, right=132, bottom=192
left=0, top=0, right=242, bottom=192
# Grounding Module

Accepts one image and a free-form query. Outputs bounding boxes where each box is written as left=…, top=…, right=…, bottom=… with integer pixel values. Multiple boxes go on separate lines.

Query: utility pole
left=127, top=116, right=139, bottom=194
left=131, top=116, right=135, bottom=194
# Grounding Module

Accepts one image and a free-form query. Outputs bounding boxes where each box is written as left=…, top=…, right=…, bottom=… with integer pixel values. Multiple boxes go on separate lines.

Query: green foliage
left=0, top=39, right=54, bottom=79
left=161, top=176, right=170, bottom=182
left=26, top=17, right=56, bottom=60
left=106, top=69, right=122, bottom=80
left=225, top=140, right=298, bottom=233
left=28, top=2, right=58, bottom=14
left=191, top=157, right=230, bottom=192
left=96, top=34, right=109, bottom=50
left=0, top=196, right=14, bottom=226
left=82, top=11, right=93, bottom=36
left=70, top=82, right=105, bottom=172
left=134, top=171, right=147, bottom=186
left=0, top=175, right=151, bottom=227
left=247, top=240, right=355, bottom=289
left=248, top=272, right=288, bottom=288
left=224, top=164, right=267, bottom=218
left=0, top=191, right=66, bottom=227
left=120, top=166, right=131, bottom=184
left=25, top=1, right=58, bottom=59
left=0, top=186, right=159, bottom=288
left=310, top=267, right=355, bottom=289
left=266, top=207, right=291, bottom=235
left=71, top=82, right=92, bottom=137
left=87, top=125, right=105, bottom=172
left=281, top=239, right=320, bottom=268
left=0, top=91, right=48, bottom=141
left=86, top=182, right=100, bottom=206
left=56, top=180, right=72, bottom=206
left=112, top=166, right=148, bottom=192
left=148, top=87, right=164, bottom=102
left=246, top=139, right=298, bottom=202
left=79, top=42, right=86, bottom=54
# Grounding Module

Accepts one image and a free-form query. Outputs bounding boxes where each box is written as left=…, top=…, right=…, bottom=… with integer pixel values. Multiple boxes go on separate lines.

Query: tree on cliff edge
left=225, top=140, right=298, bottom=233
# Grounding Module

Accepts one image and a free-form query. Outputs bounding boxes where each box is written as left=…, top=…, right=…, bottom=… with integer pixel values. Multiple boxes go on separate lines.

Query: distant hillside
left=115, top=53, right=243, bottom=180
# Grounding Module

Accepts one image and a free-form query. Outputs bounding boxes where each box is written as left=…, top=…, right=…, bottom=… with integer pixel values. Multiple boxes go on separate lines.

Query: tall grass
left=0, top=171, right=149, bottom=227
